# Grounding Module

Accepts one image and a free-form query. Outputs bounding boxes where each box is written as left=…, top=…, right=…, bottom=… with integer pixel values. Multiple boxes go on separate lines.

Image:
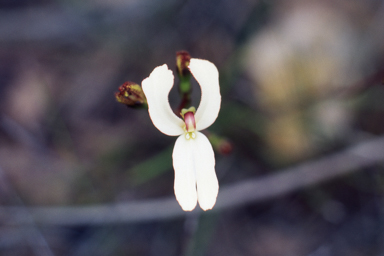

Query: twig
left=1, top=136, right=384, bottom=226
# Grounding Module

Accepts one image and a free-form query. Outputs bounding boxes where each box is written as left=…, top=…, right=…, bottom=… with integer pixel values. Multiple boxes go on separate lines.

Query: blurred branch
left=1, top=136, right=384, bottom=226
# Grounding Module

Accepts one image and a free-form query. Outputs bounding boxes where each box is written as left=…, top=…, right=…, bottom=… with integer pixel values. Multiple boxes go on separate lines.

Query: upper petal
left=192, top=132, right=219, bottom=211
left=189, top=59, right=221, bottom=131
left=172, top=135, right=198, bottom=211
left=142, top=64, right=184, bottom=136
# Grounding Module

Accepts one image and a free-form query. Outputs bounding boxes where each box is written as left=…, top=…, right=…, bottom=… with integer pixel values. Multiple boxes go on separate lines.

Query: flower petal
left=172, top=135, right=198, bottom=211
left=193, top=132, right=219, bottom=211
left=189, top=59, right=221, bottom=131
left=142, top=64, right=184, bottom=136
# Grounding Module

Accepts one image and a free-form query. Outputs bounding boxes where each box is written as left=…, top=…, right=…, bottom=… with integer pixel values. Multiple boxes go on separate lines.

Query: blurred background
left=0, top=0, right=384, bottom=255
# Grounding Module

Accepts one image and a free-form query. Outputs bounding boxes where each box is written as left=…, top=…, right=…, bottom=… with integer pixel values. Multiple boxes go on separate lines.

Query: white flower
left=142, top=58, right=221, bottom=211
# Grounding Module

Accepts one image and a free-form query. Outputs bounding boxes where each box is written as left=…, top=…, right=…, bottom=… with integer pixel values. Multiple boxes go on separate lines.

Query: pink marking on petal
left=184, top=112, right=196, bottom=132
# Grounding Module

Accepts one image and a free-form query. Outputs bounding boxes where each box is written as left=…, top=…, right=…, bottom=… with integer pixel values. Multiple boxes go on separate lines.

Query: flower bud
left=176, top=51, right=193, bottom=113
left=176, top=51, right=191, bottom=78
left=207, top=132, right=233, bottom=155
left=115, top=81, right=147, bottom=108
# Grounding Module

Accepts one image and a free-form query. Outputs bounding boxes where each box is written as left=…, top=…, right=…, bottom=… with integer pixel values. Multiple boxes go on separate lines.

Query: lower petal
left=193, top=132, right=219, bottom=211
left=172, top=135, right=198, bottom=211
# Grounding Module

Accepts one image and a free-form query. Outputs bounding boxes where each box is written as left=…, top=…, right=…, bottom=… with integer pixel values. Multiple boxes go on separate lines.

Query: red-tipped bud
left=176, top=51, right=191, bottom=77
left=115, top=81, right=147, bottom=108
left=206, top=132, right=233, bottom=155
left=218, top=140, right=233, bottom=155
